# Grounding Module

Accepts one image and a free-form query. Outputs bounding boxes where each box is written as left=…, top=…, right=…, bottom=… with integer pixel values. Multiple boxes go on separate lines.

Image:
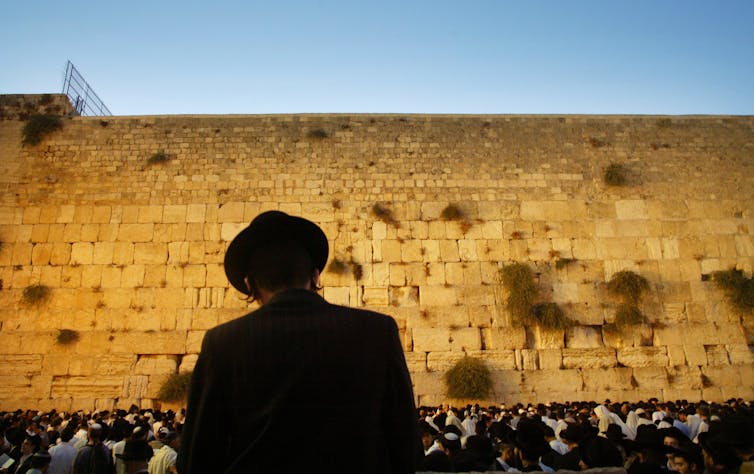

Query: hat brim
left=224, top=211, right=329, bottom=295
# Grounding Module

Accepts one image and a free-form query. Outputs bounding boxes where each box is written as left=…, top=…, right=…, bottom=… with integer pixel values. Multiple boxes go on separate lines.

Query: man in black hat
left=177, top=211, right=421, bottom=473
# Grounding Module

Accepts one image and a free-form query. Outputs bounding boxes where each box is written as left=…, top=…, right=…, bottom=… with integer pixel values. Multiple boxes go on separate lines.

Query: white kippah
left=443, top=433, right=459, bottom=441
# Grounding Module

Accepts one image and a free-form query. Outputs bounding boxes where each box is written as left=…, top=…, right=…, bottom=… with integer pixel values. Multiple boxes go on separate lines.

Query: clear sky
left=2, top=1, right=753, bottom=116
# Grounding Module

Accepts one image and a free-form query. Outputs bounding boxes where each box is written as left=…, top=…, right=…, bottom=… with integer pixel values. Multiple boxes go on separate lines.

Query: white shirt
left=47, top=440, right=78, bottom=474
left=148, top=444, right=177, bottom=474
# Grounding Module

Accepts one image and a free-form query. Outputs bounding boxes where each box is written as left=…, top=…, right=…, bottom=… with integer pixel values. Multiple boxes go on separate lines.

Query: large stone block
left=487, top=327, right=527, bottom=350
left=134, top=355, right=179, bottom=375
left=562, top=348, right=617, bottom=369
left=450, top=328, right=482, bottom=351
left=531, top=341, right=561, bottom=368
left=617, top=347, right=669, bottom=367
left=727, top=344, right=754, bottom=365
left=530, top=327, right=565, bottom=349
left=566, top=326, right=604, bottom=348
left=520, top=369, right=583, bottom=394
left=413, top=328, right=451, bottom=352
left=632, top=367, right=670, bottom=391
left=0, top=355, right=43, bottom=375
left=426, top=351, right=466, bottom=372
left=582, top=367, right=634, bottom=391
left=51, top=375, right=126, bottom=398
left=705, top=345, right=730, bottom=365
left=109, top=331, right=186, bottom=355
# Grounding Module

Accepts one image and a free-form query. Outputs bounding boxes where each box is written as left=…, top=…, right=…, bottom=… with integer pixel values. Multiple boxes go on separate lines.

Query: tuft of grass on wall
left=614, top=303, right=645, bottom=327
left=604, top=163, right=628, bottom=186
left=712, top=268, right=754, bottom=314
left=158, top=371, right=193, bottom=402
left=56, top=329, right=80, bottom=345
left=327, top=258, right=350, bottom=275
left=22, top=115, right=63, bottom=145
left=500, top=263, right=538, bottom=325
left=440, top=203, right=473, bottom=233
left=444, top=356, right=492, bottom=400
left=307, top=128, right=329, bottom=139
left=147, top=150, right=170, bottom=165
left=371, top=203, right=400, bottom=228
left=21, top=284, right=51, bottom=306
left=554, top=258, right=577, bottom=270
left=532, top=302, right=573, bottom=329
left=607, top=270, right=650, bottom=305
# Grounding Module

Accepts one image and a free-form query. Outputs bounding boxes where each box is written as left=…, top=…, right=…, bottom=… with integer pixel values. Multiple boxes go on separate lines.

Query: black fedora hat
left=224, top=211, right=329, bottom=295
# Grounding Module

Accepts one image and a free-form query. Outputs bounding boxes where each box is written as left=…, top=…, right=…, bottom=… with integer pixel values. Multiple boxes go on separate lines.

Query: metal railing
left=62, top=60, right=112, bottom=116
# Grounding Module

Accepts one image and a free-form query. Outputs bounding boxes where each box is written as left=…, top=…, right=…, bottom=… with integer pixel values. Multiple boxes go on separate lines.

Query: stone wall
left=0, top=105, right=752, bottom=410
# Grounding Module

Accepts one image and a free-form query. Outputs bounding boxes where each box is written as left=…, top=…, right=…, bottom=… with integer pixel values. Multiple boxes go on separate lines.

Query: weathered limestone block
left=109, top=331, right=186, bottom=355
left=520, top=369, right=583, bottom=394
left=727, top=344, right=754, bottom=365
left=411, top=371, right=445, bottom=398
left=0, top=355, right=43, bottom=375
left=702, top=365, right=743, bottom=389
left=562, top=348, right=617, bottom=369
left=582, top=367, right=634, bottom=391
left=179, top=354, right=199, bottom=373
left=521, top=349, right=538, bottom=370
left=684, top=344, right=708, bottom=367
left=603, top=325, right=654, bottom=348
left=705, top=345, right=730, bottom=365
left=426, top=352, right=466, bottom=372
left=531, top=327, right=565, bottom=349
left=666, top=345, right=687, bottom=366
left=714, top=323, right=748, bottom=345
left=419, top=285, right=458, bottom=306
left=413, top=328, right=451, bottom=353
left=404, top=352, right=427, bottom=373
left=487, top=327, right=527, bottom=350
left=362, top=287, right=389, bottom=306
left=450, top=328, right=481, bottom=351
left=566, top=326, right=604, bottom=348
left=94, top=355, right=137, bottom=375
left=667, top=365, right=703, bottom=390
left=632, top=367, right=670, bottom=391
left=615, top=200, right=648, bottom=220
left=474, top=350, right=516, bottom=371
left=617, top=347, right=669, bottom=367
left=538, top=349, right=562, bottom=370
left=134, top=355, right=179, bottom=375
left=51, top=376, right=125, bottom=398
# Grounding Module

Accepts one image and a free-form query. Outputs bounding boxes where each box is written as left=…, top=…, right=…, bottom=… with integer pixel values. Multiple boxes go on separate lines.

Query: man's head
left=224, top=211, right=328, bottom=302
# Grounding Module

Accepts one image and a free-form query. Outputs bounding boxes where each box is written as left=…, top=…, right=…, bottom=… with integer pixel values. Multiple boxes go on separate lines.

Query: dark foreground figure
left=177, top=211, right=422, bottom=473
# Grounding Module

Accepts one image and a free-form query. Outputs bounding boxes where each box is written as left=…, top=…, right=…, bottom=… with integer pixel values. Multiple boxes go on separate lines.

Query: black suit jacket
left=177, top=289, right=422, bottom=473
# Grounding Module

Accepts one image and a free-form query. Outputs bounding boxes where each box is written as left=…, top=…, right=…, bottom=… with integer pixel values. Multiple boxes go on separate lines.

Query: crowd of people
left=1, top=397, right=752, bottom=473
left=417, top=398, right=754, bottom=473
left=0, top=405, right=181, bottom=474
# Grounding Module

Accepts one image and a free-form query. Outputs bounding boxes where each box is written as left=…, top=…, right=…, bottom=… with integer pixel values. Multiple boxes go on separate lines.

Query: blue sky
left=2, top=1, right=753, bottom=115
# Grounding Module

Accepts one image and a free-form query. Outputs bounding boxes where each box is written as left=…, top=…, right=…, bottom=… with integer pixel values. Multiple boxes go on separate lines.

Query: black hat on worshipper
left=224, top=210, right=329, bottom=295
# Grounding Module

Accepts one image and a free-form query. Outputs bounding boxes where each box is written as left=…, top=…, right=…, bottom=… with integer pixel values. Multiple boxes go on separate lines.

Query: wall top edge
left=73, top=113, right=754, bottom=120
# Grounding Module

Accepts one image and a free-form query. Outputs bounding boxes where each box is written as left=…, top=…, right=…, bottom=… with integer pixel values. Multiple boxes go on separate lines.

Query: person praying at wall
left=177, top=211, right=422, bottom=473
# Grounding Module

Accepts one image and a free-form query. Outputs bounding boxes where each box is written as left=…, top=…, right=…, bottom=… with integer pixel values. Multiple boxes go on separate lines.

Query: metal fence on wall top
left=62, top=60, right=112, bottom=116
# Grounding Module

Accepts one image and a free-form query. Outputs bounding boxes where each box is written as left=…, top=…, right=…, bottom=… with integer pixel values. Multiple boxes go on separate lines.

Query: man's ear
left=311, top=268, right=321, bottom=289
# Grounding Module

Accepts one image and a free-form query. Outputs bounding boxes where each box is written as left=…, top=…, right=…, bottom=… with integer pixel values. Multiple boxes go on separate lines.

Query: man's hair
left=245, top=240, right=317, bottom=300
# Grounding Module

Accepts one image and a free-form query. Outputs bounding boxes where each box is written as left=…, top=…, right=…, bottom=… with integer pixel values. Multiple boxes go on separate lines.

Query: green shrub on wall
left=604, top=163, right=628, bottom=186
left=56, top=329, right=80, bottom=345
left=22, top=114, right=63, bottom=145
left=444, top=356, right=492, bottom=400
left=21, top=284, right=51, bottom=306
left=158, top=372, right=193, bottom=402
left=607, top=270, right=650, bottom=327
left=712, top=268, right=754, bottom=314
left=501, top=263, right=572, bottom=329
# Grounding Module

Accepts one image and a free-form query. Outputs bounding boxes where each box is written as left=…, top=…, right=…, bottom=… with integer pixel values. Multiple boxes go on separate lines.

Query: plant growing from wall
left=441, top=203, right=473, bottom=233
left=711, top=268, right=754, bottom=314
left=604, top=163, right=628, bottom=186
left=443, top=356, right=492, bottom=400
left=158, top=371, right=193, bottom=402
left=371, top=203, right=400, bottom=228
left=147, top=150, right=170, bottom=165
left=607, top=270, right=650, bottom=327
left=501, top=263, right=572, bottom=329
left=56, top=329, right=79, bottom=345
left=531, top=302, right=573, bottom=329
left=554, top=258, right=577, bottom=270
left=21, top=284, right=51, bottom=306
left=307, top=128, right=329, bottom=139
left=22, top=114, right=63, bottom=145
